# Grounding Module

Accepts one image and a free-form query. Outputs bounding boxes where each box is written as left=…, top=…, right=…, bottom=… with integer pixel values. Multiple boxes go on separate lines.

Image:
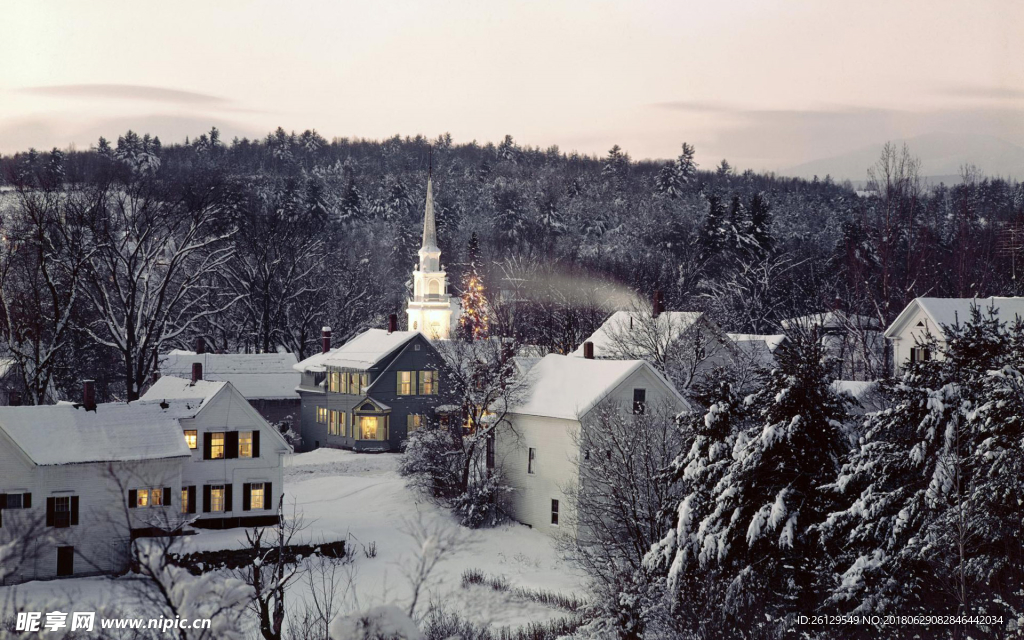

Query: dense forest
left=0, top=127, right=1021, bottom=403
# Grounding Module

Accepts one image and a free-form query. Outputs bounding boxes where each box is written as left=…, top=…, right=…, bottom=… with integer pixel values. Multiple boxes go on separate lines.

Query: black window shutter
left=202, top=485, right=211, bottom=513
left=252, top=431, right=260, bottom=458
left=224, top=484, right=233, bottom=512
left=23, top=493, right=31, bottom=509
left=226, top=431, right=239, bottom=459
left=70, top=496, right=79, bottom=526
left=188, top=486, right=197, bottom=514
left=203, top=433, right=212, bottom=460
left=242, top=483, right=251, bottom=511
left=46, top=497, right=55, bottom=526
left=128, top=490, right=137, bottom=508
left=265, top=482, right=273, bottom=511
left=163, top=487, right=172, bottom=506
left=0, top=494, right=7, bottom=509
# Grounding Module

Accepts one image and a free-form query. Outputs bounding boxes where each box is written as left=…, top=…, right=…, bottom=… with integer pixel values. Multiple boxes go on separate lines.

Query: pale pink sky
left=2, top=0, right=1023, bottom=175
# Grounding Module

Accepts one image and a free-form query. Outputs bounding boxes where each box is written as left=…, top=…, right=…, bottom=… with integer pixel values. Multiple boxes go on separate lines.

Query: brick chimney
left=583, top=341, right=594, bottom=359
left=191, top=362, right=203, bottom=384
left=195, top=336, right=206, bottom=354
left=321, top=327, right=332, bottom=354
left=388, top=314, right=398, bottom=334
left=652, top=290, right=665, bottom=318
left=83, top=380, right=96, bottom=411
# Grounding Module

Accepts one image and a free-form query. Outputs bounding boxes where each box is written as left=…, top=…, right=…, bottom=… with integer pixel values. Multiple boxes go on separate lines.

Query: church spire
left=421, top=171, right=438, bottom=251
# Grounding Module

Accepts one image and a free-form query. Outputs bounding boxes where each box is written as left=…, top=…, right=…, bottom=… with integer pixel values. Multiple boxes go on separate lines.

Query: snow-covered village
left=2, top=3, right=1024, bottom=640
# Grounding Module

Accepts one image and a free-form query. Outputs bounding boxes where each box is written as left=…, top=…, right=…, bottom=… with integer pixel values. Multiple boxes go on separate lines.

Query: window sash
left=528, top=448, right=536, bottom=474
left=397, top=371, right=413, bottom=395
left=407, top=414, right=422, bottom=434
left=239, top=431, right=253, bottom=457
left=211, top=486, right=225, bottom=512
left=211, top=433, right=225, bottom=459
left=184, top=430, right=197, bottom=449
left=250, top=483, right=265, bottom=510
left=359, top=416, right=386, bottom=441
left=317, top=407, right=328, bottom=423
left=181, top=488, right=189, bottom=514
left=418, top=371, right=437, bottom=395
left=6, top=493, right=22, bottom=509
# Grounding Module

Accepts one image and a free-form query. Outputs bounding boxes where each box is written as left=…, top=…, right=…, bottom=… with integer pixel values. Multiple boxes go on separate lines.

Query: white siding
left=497, top=364, right=688, bottom=537
left=0, top=433, right=184, bottom=585
left=891, top=307, right=946, bottom=372
left=181, top=387, right=286, bottom=519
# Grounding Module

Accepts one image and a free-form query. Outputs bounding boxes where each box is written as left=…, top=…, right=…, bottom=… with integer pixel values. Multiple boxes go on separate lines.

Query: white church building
left=406, top=174, right=460, bottom=339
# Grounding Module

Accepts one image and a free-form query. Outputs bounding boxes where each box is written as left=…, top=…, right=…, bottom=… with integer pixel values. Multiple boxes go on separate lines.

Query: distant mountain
left=785, top=132, right=1024, bottom=184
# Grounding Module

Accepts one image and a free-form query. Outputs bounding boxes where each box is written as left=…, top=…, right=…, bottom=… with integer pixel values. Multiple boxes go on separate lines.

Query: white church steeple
left=407, top=167, right=460, bottom=339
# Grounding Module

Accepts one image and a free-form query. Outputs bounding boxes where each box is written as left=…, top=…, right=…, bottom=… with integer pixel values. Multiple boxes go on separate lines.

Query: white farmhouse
left=141, top=374, right=291, bottom=529
left=495, top=353, right=691, bottom=536
left=570, top=309, right=736, bottom=389
left=0, top=391, right=191, bottom=584
left=884, top=297, right=1024, bottom=372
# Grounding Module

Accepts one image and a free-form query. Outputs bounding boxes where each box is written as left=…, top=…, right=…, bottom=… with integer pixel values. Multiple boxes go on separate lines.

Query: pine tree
left=655, top=162, right=682, bottom=198
left=458, top=233, right=489, bottom=341
left=650, top=335, right=851, bottom=636
left=700, top=195, right=728, bottom=256
left=819, top=307, right=1024, bottom=637
left=676, top=142, right=698, bottom=184
left=747, top=192, right=773, bottom=253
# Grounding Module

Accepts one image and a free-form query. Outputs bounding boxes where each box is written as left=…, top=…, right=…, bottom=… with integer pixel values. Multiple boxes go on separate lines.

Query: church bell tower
left=406, top=167, right=459, bottom=339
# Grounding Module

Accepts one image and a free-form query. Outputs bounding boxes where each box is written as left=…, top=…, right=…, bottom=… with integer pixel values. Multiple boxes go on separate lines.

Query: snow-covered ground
left=1, top=449, right=585, bottom=630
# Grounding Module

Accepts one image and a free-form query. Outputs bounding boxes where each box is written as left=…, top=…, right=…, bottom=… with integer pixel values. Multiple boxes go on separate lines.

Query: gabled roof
left=510, top=354, right=690, bottom=421
left=726, top=333, right=787, bottom=354
left=884, top=296, right=1024, bottom=339
left=159, top=352, right=299, bottom=400
left=569, top=311, right=705, bottom=358
left=142, top=376, right=226, bottom=405
left=781, top=311, right=880, bottom=331
left=294, top=329, right=421, bottom=373
left=0, top=401, right=194, bottom=466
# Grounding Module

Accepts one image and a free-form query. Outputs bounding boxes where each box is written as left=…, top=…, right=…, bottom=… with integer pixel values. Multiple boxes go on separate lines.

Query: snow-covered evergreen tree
left=648, top=335, right=851, bottom=637
left=819, top=308, right=1024, bottom=637
left=458, top=233, right=489, bottom=341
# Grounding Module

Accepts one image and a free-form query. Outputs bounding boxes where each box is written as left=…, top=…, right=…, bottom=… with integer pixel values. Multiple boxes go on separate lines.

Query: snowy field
left=0, top=449, right=585, bottom=630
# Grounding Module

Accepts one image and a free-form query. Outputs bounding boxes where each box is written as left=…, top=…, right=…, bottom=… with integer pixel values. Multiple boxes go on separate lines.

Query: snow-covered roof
left=159, top=352, right=299, bottom=400
left=781, top=311, right=880, bottom=331
left=884, top=297, right=1024, bottom=339
left=294, top=330, right=420, bottom=373
left=511, top=353, right=687, bottom=421
left=141, top=376, right=226, bottom=405
left=727, top=333, right=787, bottom=353
left=0, top=401, right=194, bottom=466
left=570, top=311, right=704, bottom=358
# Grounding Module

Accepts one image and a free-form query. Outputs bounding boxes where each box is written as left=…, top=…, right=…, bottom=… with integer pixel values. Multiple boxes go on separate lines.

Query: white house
left=495, top=353, right=691, bottom=536
left=781, top=311, right=883, bottom=380
left=141, top=374, right=291, bottom=529
left=158, top=348, right=300, bottom=428
left=0, top=394, right=192, bottom=584
left=884, top=297, right=1024, bottom=372
left=570, top=309, right=736, bottom=389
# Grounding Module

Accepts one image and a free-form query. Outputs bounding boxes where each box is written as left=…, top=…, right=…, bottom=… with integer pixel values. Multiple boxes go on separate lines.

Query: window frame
left=250, top=482, right=265, bottom=510
left=633, top=388, right=647, bottom=415
left=397, top=371, right=414, bottom=395
left=184, top=429, right=198, bottom=449
left=316, top=406, right=328, bottom=424
left=239, top=431, right=253, bottom=458
left=527, top=447, right=536, bottom=474
left=418, top=370, right=438, bottom=395
left=210, top=432, right=225, bottom=459
left=210, top=485, right=226, bottom=513
left=551, top=499, right=559, bottom=526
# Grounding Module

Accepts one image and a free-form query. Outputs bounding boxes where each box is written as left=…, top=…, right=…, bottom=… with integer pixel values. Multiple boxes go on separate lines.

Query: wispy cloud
left=650, top=100, right=736, bottom=113
left=22, top=84, right=228, bottom=105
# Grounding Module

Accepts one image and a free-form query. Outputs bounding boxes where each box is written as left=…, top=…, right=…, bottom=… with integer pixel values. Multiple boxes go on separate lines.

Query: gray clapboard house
left=294, top=322, right=454, bottom=452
